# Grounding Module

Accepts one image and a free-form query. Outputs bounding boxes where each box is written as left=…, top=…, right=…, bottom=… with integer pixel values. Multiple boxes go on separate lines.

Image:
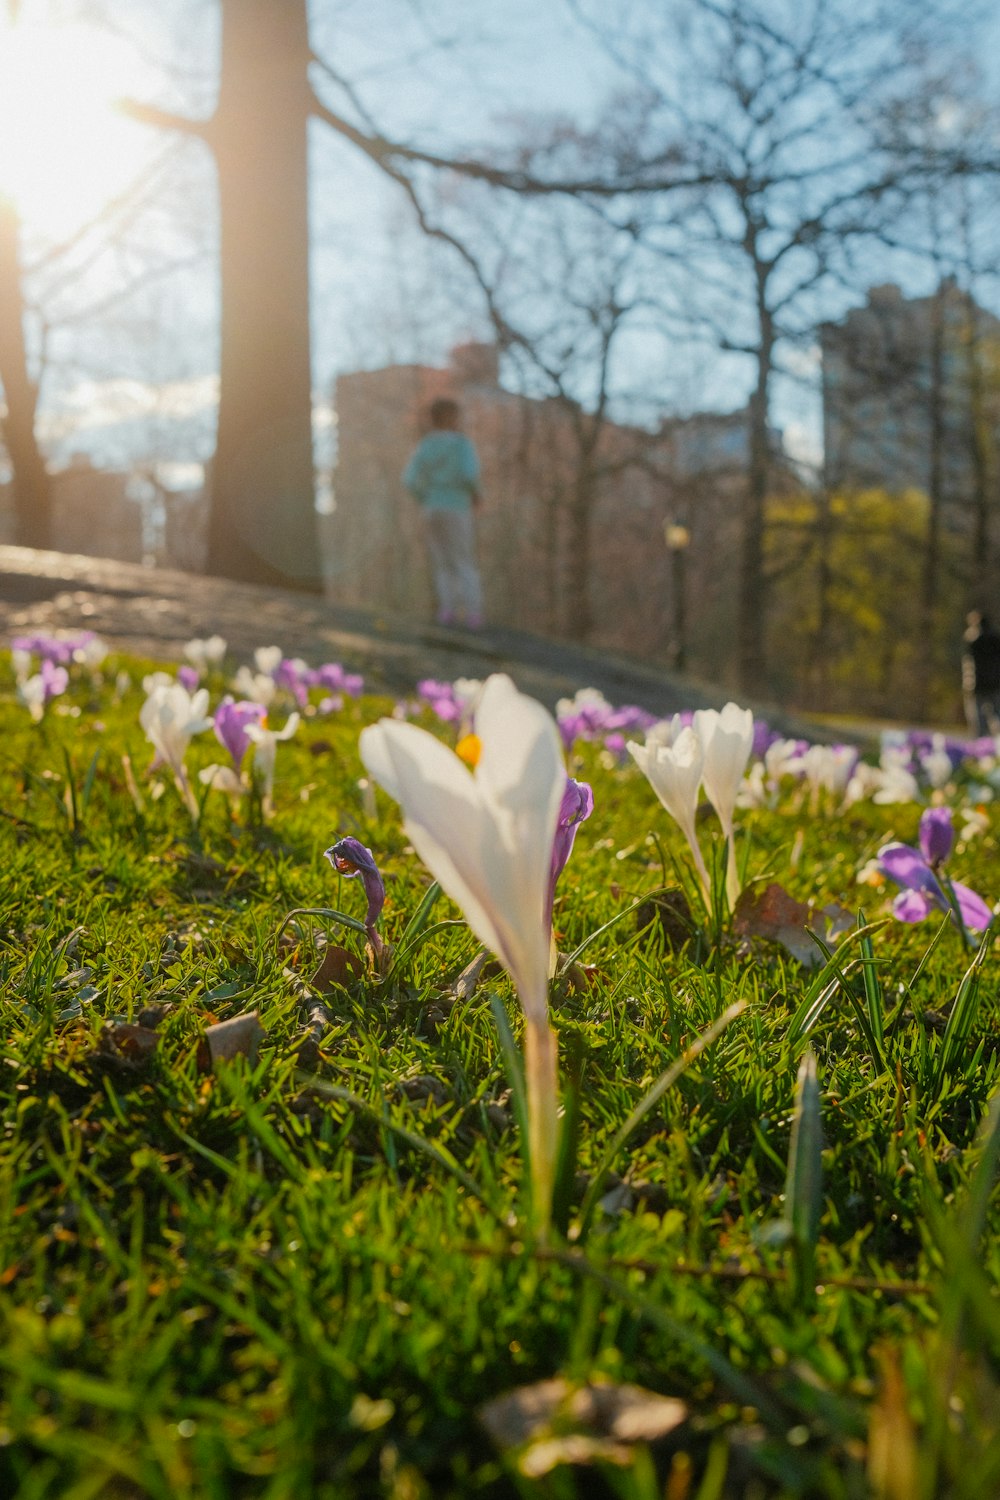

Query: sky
left=3, top=0, right=1000, bottom=492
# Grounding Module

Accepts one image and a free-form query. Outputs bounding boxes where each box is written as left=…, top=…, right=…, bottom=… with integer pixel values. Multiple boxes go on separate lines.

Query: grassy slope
left=0, top=658, right=998, bottom=1499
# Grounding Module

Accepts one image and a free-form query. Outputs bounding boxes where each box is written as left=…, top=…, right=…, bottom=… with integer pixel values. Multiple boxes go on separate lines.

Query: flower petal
left=892, top=889, right=935, bottom=922
left=877, top=842, right=938, bottom=894
left=950, top=879, right=994, bottom=933
left=694, top=702, right=754, bottom=832
left=359, top=719, right=515, bottom=988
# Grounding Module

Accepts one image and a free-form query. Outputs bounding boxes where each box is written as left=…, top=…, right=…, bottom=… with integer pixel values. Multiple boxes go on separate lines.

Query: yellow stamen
left=456, top=732, right=482, bottom=768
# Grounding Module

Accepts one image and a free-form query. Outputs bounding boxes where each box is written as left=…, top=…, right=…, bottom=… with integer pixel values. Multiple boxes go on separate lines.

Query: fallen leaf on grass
left=88, top=1021, right=161, bottom=1075
left=449, top=949, right=501, bottom=1003
left=479, top=1377, right=688, bottom=1476
left=734, top=882, right=852, bottom=968
left=396, top=1074, right=450, bottom=1106
left=557, top=958, right=605, bottom=993
left=311, top=944, right=363, bottom=992
left=635, top=889, right=695, bottom=950
left=199, top=1012, right=265, bottom=1070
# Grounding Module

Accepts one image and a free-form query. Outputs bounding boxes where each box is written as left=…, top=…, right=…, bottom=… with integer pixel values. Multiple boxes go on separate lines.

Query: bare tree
left=0, top=201, right=51, bottom=546
left=121, top=0, right=710, bottom=592
left=559, top=0, right=999, bottom=694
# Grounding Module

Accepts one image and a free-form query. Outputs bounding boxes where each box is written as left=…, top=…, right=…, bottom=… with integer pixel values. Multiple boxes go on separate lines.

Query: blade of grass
left=936, top=921, right=993, bottom=1088
left=787, top=919, right=888, bottom=1046
left=385, top=918, right=466, bottom=983
left=920, top=1087, right=1000, bottom=1500
left=275, top=905, right=370, bottom=945
left=488, top=993, right=530, bottom=1172
left=785, top=1046, right=823, bottom=1304
left=576, top=999, right=746, bottom=1241
left=297, top=1070, right=504, bottom=1222
left=884, top=915, right=950, bottom=1035
left=551, top=1035, right=585, bottom=1239
left=555, top=887, right=695, bottom=991
left=856, top=910, right=884, bottom=1050
left=799, top=928, right=886, bottom=1069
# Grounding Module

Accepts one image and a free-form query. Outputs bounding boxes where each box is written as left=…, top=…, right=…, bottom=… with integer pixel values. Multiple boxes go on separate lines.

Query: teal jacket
left=402, top=432, right=480, bottom=512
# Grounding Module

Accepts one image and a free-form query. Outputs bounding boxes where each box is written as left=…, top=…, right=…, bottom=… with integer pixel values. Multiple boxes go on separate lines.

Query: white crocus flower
left=360, top=673, right=566, bottom=1231
left=555, top=686, right=611, bottom=721
left=139, top=683, right=213, bottom=817
left=736, top=760, right=767, bottom=809
left=643, top=714, right=687, bottom=753
left=765, top=738, right=805, bottom=786
left=245, top=712, right=300, bottom=814
left=801, top=744, right=856, bottom=799
left=254, top=645, right=283, bottom=677
left=627, top=725, right=710, bottom=898
left=17, top=674, right=47, bottom=722
left=844, top=762, right=882, bottom=807
left=920, top=735, right=953, bottom=790
left=11, top=648, right=31, bottom=685
left=198, top=764, right=244, bottom=798
left=184, top=634, right=227, bottom=670
left=232, top=666, right=276, bottom=706
left=872, top=764, right=920, bottom=804
left=693, top=703, right=754, bottom=906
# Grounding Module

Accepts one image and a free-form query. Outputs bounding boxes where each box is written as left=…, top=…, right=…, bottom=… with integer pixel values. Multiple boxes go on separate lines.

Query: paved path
left=0, top=544, right=836, bottom=737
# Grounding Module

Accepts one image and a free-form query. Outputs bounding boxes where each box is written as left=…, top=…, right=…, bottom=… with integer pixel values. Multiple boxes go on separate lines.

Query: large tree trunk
left=206, top=0, right=319, bottom=588
left=0, top=201, right=52, bottom=549
left=738, top=309, right=774, bottom=695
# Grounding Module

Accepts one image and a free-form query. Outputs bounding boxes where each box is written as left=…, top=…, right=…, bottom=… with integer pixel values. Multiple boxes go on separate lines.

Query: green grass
left=0, top=656, right=998, bottom=1498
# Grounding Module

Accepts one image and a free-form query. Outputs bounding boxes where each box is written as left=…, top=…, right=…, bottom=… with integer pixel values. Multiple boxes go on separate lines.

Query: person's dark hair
left=429, top=397, right=460, bottom=429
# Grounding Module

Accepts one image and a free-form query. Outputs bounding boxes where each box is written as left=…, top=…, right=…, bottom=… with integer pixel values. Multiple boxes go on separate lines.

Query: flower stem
left=524, top=1018, right=559, bottom=1237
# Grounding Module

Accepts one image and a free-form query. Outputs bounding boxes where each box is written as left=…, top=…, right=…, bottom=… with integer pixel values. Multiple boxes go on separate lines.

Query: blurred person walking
left=961, top=610, right=1000, bottom=735
left=402, top=398, right=484, bottom=629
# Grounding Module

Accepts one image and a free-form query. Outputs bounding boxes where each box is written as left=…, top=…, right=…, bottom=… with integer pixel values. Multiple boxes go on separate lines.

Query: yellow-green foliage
left=765, top=488, right=965, bottom=717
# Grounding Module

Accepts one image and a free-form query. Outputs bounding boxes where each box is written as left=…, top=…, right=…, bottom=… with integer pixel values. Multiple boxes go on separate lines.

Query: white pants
left=424, top=508, right=483, bottom=623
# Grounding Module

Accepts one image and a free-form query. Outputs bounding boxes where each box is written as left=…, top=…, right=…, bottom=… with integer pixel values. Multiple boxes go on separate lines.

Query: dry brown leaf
left=89, top=1014, right=160, bottom=1074
left=311, top=944, right=363, bottom=992
left=734, top=881, right=850, bottom=967
left=479, top=1377, right=688, bottom=1475
left=448, top=949, right=501, bottom=1003
left=202, top=1011, right=264, bottom=1069
left=635, top=889, right=695, bottom=950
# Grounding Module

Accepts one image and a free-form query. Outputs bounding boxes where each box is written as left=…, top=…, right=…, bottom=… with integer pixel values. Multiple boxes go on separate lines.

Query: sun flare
left=0, top=13, right=154, bottom=238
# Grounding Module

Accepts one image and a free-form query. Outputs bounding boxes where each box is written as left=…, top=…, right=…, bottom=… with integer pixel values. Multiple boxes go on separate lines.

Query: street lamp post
left=664, top=521, right=691, bottom=672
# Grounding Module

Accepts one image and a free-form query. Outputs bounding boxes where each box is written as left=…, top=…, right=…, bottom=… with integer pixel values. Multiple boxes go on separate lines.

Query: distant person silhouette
left=962, top=610, right=1000, bottom=735
left=402, top=397, right=484, bottom=629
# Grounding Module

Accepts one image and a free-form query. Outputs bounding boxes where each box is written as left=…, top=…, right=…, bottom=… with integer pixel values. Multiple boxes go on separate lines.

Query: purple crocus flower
left=178, top=665, right=200, bottom=693
left=313, top=662, right=365, bottom=697
left=274, top=658, right=310, bottom=708
left=557, top=712, right=586, bottom=750
left=416, top=679, right=462, bottom=722
left=877, top=806, right=993, bottom=931
left=214, top=697, right=267, bottom=772
left=13, top=632, right=75, bottom=666
left=545, top=777, right=594, bottom=932
left=325, top=837, right=386, bottom=953
left=40, top=657, right=69, bottom=701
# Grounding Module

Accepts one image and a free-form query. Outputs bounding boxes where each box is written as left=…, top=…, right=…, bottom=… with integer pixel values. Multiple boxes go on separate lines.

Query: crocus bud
left=325, top=836, right=386, bottom=934
left=919, top=806, right=953, bottom=868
